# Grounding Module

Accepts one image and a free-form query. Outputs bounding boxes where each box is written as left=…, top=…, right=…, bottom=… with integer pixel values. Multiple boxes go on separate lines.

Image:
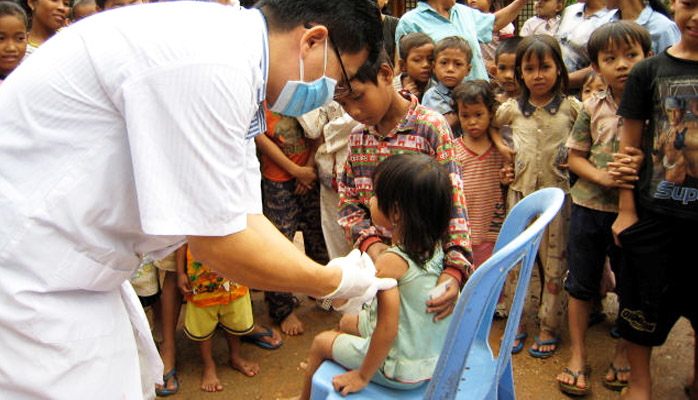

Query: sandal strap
left=609, top=363, right=631, bottom=374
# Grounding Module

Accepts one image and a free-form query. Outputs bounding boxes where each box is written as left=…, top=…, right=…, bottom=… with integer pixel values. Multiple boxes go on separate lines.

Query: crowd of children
left=1, top=0, right=696, bottom=398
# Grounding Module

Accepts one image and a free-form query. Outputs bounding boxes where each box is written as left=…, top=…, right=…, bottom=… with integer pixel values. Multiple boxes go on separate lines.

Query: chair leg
left=498, top=359, right=516, bottom=400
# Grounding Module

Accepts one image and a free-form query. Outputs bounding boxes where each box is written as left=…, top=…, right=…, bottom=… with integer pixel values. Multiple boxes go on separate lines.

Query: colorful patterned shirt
left=567, top=90, right=622, bottom=212
left=338, top=92, right=473, bottom=284
left=185, top=249, right=248, bottom=308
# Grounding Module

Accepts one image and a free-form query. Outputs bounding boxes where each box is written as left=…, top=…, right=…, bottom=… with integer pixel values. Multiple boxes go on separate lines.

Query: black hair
left=452, top=80, right=498, bottom=114
left=71, top=0, right=95, bottom=19
left=581, top=69, right=598, bottom=87
left=350, top=49, right=392, bottom=85
left=435, top=35, right=473, bottom=64
left=372, top=154, right=452, bottom=266
left=587, top=20, right=652, bottom=65
left=494, top=36, right=523, bottom=64
left=256, top=0, right=383, bottom=65
left=95, top=0, right=105, bottom=10
left=397, top=32, right=434, bottom=60
left=0, top=0, right=27, bottom=27
left=648, top=0, right=671, bottom=18
left=515, top=34, right=568, bottom=105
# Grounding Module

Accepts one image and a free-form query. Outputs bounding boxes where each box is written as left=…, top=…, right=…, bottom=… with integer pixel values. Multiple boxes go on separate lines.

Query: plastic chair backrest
left=424, top=187, right=565, bottom=400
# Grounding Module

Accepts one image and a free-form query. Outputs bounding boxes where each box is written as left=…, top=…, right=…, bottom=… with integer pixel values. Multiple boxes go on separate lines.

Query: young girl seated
left=0, top=1, right=27, bottom=83
left=294, top=153, right=454, bottom=399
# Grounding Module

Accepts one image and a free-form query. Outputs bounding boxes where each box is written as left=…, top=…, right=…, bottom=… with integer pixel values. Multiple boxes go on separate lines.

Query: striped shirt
left=455, top=139, right=505, bottom=245
left=338, top=92, right=473, bottom=283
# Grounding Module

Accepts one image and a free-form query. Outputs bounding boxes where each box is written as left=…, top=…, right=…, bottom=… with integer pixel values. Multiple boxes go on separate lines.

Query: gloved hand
left=321, top=249, right=397, bottom=312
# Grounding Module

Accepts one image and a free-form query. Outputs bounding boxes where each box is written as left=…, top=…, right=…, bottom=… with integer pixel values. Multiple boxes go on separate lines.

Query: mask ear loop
left=299, top=47, right=304, bottom=81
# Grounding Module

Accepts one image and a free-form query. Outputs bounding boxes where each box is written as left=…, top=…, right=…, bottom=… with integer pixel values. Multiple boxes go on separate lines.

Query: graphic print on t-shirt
left=650, top=77, right=698, bottom=208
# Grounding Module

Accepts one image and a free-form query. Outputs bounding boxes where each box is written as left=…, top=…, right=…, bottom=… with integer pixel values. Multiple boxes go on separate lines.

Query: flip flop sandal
left=558, top=367, right=591, bottom=396
left=241, top=325, right=283, bottom=350
left=602, top=363, right=630, bottom=391
left=528, top=335, right=561, bottom=358
left=155, top=369, right=179, bottom=397
left=511, top=332, right=528, bottom=354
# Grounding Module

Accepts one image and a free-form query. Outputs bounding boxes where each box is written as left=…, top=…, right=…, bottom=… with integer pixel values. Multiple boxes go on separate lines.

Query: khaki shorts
left=153, top=252, right=176, bottom=272
left=184, top=292, right=254, bottom=341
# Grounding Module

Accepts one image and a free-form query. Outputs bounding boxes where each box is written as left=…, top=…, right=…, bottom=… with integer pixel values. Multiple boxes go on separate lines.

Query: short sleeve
left=520, top=18, right=533, bottom=36
left=422, top=88, right=454, bottom=115
left=471, top=7, right=495, bottom=44
left=122, top=62, right=260, bottom=236
left=493, top=98, right=517, bottom=128
left=566, top=108, right=592, bottom=152
left=617, top=58, right=653, bottom=121
left=395, top=17, right=419, bottom=52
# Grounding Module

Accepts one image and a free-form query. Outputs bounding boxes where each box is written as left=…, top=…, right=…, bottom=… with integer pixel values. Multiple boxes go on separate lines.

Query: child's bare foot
left=529, top=330, right=560, bottom=357
left=557, top=357, right=589, bottom=395
left=230, top=356, right=259, bottom=377
left=281, top=312, right=304, bottom=336
left=201, top=364, right=223, bottom=392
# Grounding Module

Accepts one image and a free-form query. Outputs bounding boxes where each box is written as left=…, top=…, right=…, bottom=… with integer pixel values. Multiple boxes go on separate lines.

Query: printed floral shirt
left=185, top=249, right=248, bottom=307
left=338, top=92, right=473, bottom=284
left=567, top=91, right=622, bottom=212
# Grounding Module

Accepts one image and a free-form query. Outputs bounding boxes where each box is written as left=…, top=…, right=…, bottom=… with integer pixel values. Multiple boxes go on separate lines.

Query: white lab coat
left=0, top=2, right=266, bottom=398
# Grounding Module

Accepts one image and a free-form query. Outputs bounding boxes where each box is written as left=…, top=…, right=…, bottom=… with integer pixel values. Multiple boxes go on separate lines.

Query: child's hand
left=332, top=369, right=370, bottom=396
left=294, top=180, right=309, bottom=195
left=595, top=170, right=618, bottom=188
left=293, top=165, right=317, bottom=189
left=612, top=210, right=638, bottom=247
left=496, top=144, right=516, bottom=165
left=500, top=164, right=515, bottom=186
left=608, top=147, right=644, bottom=189
left=402, top=76, right=421, bottom=98
left=177, top=272, right=193, bottom=297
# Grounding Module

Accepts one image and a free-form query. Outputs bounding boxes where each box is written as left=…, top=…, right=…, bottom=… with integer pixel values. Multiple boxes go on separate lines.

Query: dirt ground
left=156, top=235, right=694, bottom=399
left=155, top=290, right=693, bottom=400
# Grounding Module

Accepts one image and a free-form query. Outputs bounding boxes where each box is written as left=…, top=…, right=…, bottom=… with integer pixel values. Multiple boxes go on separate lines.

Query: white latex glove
left=321, top=249, right=397, bottom=313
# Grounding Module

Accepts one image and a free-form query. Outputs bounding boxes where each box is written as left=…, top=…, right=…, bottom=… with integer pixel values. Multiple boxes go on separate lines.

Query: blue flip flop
left=241, top=325, right=283, bottom=350
left=528, top=335, right=561, bottom=358
left=155, top=369, right=178, bottom=397
left=511, top=332, right=528, bottom=354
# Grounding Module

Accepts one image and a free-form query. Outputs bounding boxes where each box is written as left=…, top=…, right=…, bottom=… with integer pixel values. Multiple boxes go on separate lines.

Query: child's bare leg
left=226, top=333, right=259, bottom=377
left=198, top=338, right=223, bottom=392
left=160, top=271, right=182, bottom=371
left=557, top=297, right=590, bottom=389
left=298, top=330, right=342, bottom=400
left=620, top=341, right=652, bottom=400
left=338, top=314, right=360, bottom=336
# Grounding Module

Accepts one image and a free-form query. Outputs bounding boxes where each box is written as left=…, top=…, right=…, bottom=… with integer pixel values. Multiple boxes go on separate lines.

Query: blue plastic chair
left=310, top=188, right=565, bottom=400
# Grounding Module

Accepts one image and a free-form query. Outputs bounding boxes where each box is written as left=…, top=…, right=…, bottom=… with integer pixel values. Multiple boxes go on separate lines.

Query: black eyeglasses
left=327, top=33, right=354, bottom=99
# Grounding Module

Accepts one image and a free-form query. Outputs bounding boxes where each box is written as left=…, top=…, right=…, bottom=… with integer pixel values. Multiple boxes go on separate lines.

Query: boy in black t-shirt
left=613, top=0, right=698, bottom=398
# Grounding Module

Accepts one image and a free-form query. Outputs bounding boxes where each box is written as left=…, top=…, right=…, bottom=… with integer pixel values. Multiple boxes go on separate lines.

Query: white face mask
left=269, top=38, right=337, bottom=117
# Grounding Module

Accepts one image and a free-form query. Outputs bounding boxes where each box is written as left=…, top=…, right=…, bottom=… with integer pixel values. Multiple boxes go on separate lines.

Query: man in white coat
left=0, top=0, right=392, bottom=398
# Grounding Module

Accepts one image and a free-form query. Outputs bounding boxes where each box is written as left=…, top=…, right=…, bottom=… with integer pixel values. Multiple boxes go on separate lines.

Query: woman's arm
left=493, top=0, right=530, bottom=32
